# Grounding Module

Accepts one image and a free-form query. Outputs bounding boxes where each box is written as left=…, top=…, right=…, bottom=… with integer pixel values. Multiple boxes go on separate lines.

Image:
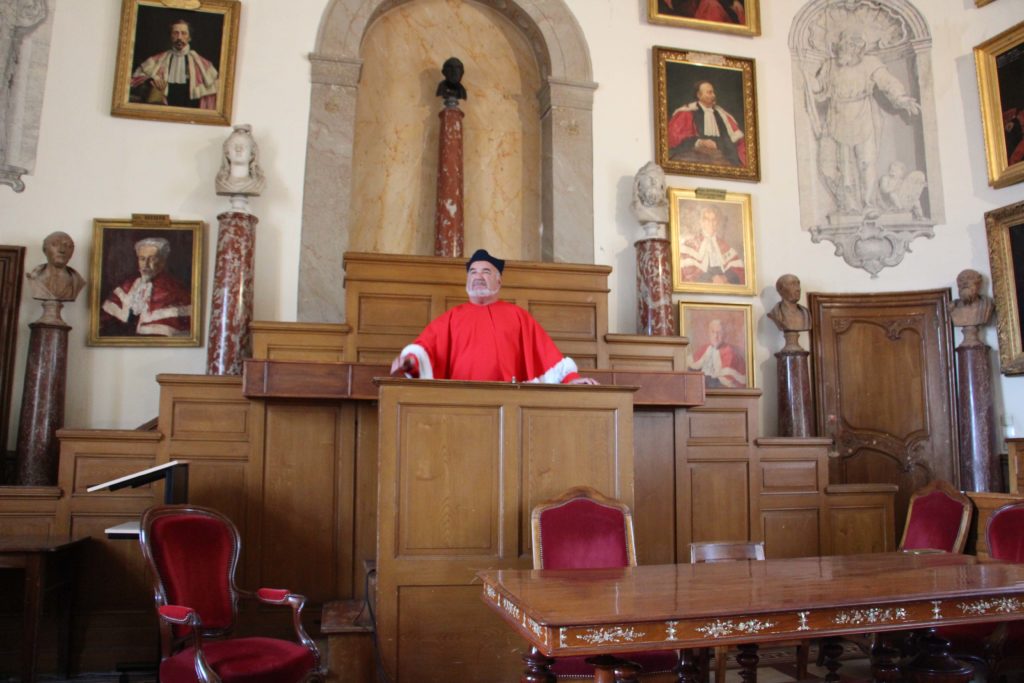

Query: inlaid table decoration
left=479, top=552, right=1024, bottom=683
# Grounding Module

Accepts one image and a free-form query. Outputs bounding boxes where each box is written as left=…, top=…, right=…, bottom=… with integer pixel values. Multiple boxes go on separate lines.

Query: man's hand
left=390, top=355, right=417, bottom=377
left=568, top=377, right=599, bottom=385
left=151, top=76, right=166, bottom=92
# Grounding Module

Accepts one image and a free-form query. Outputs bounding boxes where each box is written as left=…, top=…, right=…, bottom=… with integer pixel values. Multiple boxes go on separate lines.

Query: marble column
left=15, top=302, right=69, bottom=485
left=776, top=346, right=814, bottom=437
left=635, top=238, right=674, bottom=336
left=207, top=211, right=257, bottom=375
left=434, top=105, right=464, bottom=257
left=957, top=344, right=1000, bottom=491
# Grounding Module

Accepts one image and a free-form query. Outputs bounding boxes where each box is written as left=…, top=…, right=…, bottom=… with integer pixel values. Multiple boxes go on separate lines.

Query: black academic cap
left=465, top=248, right=505, bottom=273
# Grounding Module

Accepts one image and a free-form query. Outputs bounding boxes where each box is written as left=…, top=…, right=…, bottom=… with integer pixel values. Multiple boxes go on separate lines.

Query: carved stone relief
left=1, top=0, right=53, bottom=192
left=788, top=0, right=944, bottom=277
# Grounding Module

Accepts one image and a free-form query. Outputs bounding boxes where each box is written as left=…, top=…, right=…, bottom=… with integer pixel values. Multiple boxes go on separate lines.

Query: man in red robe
left=667, top=80, right=746, bottom=167
left=390, top=249, right=598, bottom=385
left=687, top=318, right=747, bottom=388
left=100, top=237, right=192, bottom=337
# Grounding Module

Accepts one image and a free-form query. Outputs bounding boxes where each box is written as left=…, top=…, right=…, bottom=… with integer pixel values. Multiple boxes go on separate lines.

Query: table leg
left=675, top=648, right=702, bottom=683
left=522, top=645, right=556, bottom=683
left=819, top=636, right=844, bottom=683
left=870, top=633, right=903, bottom=683
left=613, top=659, right=641, bottom=682
left=901, top=628, right=973, bottom=683
left=22, top=554, right=44, bottom=683
left=735, top=643, right=758, bottom=683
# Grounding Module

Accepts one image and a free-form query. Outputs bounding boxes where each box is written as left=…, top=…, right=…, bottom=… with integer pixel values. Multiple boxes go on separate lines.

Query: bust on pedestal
left=208, top=124, right=262, bottom=375
left=434, top=57, right=467, bottom=258
left=16, top=232, right=86, bottom=485
left=949, top=268, right=1001, bottom=491
left=631, top=162, right=674, bottom=336
left=768, top=274, right=814, bottom=437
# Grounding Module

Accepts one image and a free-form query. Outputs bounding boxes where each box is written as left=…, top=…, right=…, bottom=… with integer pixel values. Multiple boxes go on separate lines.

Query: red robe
left=400, top=301, right=580, bottom=383
left=100, top=272, right=192, bottom=336
left=667, top=103, right=747, bottom=166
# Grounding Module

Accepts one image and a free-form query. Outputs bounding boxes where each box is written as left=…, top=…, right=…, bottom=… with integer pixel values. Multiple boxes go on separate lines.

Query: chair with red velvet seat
left=531, top=486, right=679, bottom=681
left=139, top=505, right=323, bottom=683
left=898, top=479, right=972, bottom=554
left=939, top=501, right=1024, bottom=679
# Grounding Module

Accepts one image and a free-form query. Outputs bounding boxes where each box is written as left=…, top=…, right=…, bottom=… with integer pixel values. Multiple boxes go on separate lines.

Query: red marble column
left=635, top=238, right=674, bottom=336
left=434, top=106, right=464, bottom=257
left=956, top=344, right=1000, bottom=491
left=776, top=350, right=814, bottom=437
left=15, top=308, right=69, bottom=485
left=207, top=211, right=257, bottom=376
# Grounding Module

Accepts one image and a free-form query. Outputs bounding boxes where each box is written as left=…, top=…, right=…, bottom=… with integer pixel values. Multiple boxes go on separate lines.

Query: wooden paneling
left=761, top=508, right=820, bottom=558
left=688, top=461, right=749, bottom=542
left=823, top=483, right=898, bottom=555
left=376, top=380, right=635, bottom=682
left=632, top=410, right=677, bottom=565
left=251, top=321, right=350, bottom=362
left=1008, top=438, right=1024, bottom=494
left=605, top=333, right=689, bottom=372
left=966, top=491, right=1024, bottom=561
left=0, top=246, right=24, bottom=464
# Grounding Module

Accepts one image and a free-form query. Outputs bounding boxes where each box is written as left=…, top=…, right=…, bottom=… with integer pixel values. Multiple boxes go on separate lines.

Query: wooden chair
left=532, top=486, right=678, bottom=681
left=690, top=542, right=809, bottom=683
left=898, top=479, right=972, bottom=553
left=938, top=502, right=1024, bottom=679
left=139, top=505, right=324, bottom=682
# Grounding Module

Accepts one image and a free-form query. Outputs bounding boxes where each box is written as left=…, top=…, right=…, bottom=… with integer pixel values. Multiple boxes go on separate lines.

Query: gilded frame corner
left=647, top=0, right=760, bottom=37
left=669, top=187, right=755, bottom=295
left=974, top=20, right=1024, bottom=189
left=679, top=300, right=755, bottom=389
left=986, top=200, right=1024, bottom=375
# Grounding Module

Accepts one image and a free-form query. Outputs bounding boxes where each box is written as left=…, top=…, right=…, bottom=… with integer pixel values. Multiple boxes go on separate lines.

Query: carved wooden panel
left=357, top=293, right=433, bottom=335
left=250, top=321, right=349, bottom=362
left=810, top=290, right=957, bottom=535
left=688, top=461, right=749, bottom=542
left=0, top=246, right=24, bottom=462
left=761, top=460, right=819, bottom=492
left=633, top=409, right=677, bottom=565
left=823, top=484, right=897, bottom=555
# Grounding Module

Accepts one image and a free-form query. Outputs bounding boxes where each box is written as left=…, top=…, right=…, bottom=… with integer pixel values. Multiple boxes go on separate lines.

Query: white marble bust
left=631, top=161, right=669, bottom=238
left=215, top=124, right=266, bottom=197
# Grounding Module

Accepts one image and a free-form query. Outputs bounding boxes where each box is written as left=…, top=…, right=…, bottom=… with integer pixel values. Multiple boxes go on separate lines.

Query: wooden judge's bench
left=1, top=253, right=897, bottom=680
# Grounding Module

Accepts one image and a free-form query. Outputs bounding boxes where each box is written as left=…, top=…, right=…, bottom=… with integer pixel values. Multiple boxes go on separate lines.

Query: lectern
left=87, top=461, right=189, bottom=538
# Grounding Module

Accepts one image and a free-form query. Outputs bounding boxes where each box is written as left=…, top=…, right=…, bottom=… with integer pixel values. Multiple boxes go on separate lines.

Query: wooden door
left=810, top=289, right=958, bottom=536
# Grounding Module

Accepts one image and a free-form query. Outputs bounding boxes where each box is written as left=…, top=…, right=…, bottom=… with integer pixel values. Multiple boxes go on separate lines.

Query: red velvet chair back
left=987, top=502, right=1024, bottom=562
left=899, top=479, right=972, bottom=553
left=140, top=505, right=241, bottom=637
left=531, top=486, right=636, bottom=570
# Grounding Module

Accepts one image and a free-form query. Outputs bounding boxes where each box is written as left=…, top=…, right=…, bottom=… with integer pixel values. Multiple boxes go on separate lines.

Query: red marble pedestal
left=776, top=350, right=814, bottom=437
left=956, top=344, right=1001, bottom=491
left=434, top=106, right=464, bottom=257
left=15, top=312, right=69, bottom=485
left=207, top=211, right=257, bottom=376
left=635, top=238, right=674, bottom=336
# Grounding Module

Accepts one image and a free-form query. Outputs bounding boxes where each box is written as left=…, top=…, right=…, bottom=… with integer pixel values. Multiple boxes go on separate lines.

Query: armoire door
left=810, top=289, right=958, bottom=536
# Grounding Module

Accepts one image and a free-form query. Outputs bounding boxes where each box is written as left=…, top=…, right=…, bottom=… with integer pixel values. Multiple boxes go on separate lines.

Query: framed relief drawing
left=654, top=46, right=759, bottom=182
left=975, top=20, right=1024, bottom=188
left=669, top=187, right=755, bottom=295
left=985, top=200, right=1024, bottom=374
left=680, top=302, right=753, bottom=389
left=88, top=215, right=204, bottom=347
left=111, top=0, right=239, bottom=125
left=647, top=0, right=760, bottom=37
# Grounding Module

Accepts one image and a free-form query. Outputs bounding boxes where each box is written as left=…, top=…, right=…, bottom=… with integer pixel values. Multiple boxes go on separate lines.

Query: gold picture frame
left=88, top=214, right=205, bottom=347
left=679, top=301, right=754, bottom=389
left=111, top=0, right=239, bottom=126
left=974, top=20, right=1024, bottom=188
left=985, top=200, right=1024, bottom=374
left=654, top=46, right=760, bottom=182
left=669, top=187, right=755, bottom=295
left=647, top=0, right=760, bottom=37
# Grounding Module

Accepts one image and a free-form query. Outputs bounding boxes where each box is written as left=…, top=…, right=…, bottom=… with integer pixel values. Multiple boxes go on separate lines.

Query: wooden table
left=0, top=536, right=88, bottom=682
left=479, top=553, right=1024, bottom=683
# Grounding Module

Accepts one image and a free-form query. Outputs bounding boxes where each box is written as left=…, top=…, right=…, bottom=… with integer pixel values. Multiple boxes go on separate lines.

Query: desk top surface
left=479, top=552, right=1024, bottom=626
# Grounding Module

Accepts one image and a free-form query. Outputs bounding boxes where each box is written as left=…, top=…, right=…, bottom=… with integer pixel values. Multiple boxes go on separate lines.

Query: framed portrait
left=647, top=0, right=760, bottom=37
left=974, top=20, right=1024, bottom=188
left=669, top=187, right=755, bottom=295
left=110, top=0, right=240, bottom=126
left=680, top=302, right=754, bottom=389
left=88, top=215, right=205, bottom=347
left=985, top=200, right=1024, bottom=374
left=654, top=46, right=760, bottom=182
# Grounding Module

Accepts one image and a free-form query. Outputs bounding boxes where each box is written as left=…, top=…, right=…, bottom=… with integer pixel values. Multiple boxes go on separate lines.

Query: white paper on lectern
left=86, top=460, right=184, bottom=492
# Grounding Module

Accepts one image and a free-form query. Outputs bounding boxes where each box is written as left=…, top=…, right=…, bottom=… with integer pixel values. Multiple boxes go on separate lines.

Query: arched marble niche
left=788, top=0, right=944, bottom=278
left=298, top=0, right=596, bottom=322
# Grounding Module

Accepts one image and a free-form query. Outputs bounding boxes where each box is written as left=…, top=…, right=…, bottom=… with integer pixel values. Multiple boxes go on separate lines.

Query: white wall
left=1, top=0, right=1022, bottom=446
